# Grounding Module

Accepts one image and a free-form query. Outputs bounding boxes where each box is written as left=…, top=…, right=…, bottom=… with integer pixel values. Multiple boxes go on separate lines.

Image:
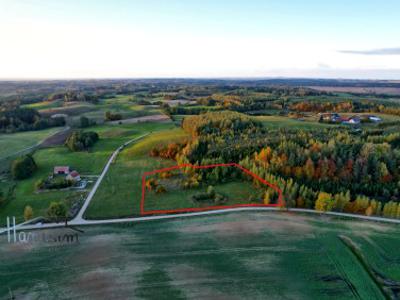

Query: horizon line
left=0, top=76, right=399, bottom=82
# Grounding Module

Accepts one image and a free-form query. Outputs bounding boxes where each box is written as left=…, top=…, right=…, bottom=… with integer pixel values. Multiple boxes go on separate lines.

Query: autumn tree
left=315, top=192, right=335, bottom=212
left=24, top=205, right=33, bottom=221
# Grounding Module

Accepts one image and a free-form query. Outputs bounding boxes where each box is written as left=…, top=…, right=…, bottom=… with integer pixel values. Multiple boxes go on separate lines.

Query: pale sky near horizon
left=1, top=0, right=400, bottom=79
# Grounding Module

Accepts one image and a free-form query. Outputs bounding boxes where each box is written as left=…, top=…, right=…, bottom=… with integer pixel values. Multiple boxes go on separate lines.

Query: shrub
left=105, top=111, right=122, bottom=121
left=156, top=185, right=167, bottom=194
left=11, top=155, right=37, bottom=180
left=37, top=177, right=73, bottom=190
left=146, top=178, right=158, bottom=191
left=24, top=205, right=34, bottom=221
left=35, top=179, right=46, bottom=190
left=47, top=201, right=67, bottom=220
left=315, top=192, right=335, bottom=212
left=207, top=185, right=215, bottom=197
left=65, top=131, right=99, bottom=151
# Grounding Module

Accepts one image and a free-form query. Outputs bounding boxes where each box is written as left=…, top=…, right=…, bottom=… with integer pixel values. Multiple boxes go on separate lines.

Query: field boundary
left=140, top=163, right=283, bottom=215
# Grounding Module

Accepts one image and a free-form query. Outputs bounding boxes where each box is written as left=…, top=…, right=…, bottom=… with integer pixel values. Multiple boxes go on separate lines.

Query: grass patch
left=0, top=128, right=61, bottom=160
left=254, top=115, right=336, bottom=130
left=144, top=178, right=262, bottom=212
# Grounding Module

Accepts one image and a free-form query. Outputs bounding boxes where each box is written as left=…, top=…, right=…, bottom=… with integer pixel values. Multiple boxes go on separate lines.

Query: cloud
left=339, top=48, right=400, bottom=55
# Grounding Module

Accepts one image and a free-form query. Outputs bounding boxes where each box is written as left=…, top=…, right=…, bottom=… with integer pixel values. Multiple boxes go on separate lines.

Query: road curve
left=72, top=133, right=150, bottom=223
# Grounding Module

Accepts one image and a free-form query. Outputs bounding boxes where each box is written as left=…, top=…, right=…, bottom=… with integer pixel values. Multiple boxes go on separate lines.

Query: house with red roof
left=54, top=166, right=70, bottom=175
left=66, top=171, right=81, bottom=182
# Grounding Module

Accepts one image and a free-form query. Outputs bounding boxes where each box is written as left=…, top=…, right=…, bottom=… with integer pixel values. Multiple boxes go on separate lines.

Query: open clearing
left=254, top=115, right=336, bottom=130
left=1, top=211, right=399, bottom=299
left=144, top=179, right=263, bottom=212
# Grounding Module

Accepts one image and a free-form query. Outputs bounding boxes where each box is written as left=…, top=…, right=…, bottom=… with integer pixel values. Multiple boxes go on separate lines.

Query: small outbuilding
left=54, top=166, right=70, bottom=175
left=368, top=115, right=382, bottom=123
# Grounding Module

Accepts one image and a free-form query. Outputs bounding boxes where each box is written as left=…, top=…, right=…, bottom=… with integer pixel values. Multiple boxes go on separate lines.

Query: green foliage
left=182, top=111, right=261, bottom=137
left=65, top=130, right=99, bottom=151
left=156, top=185, right=167, bottom=194
left=191, top=185, right=227, bottom=204
left=11, top=154, right=37, bottom=180
left=46, top=201, right=67, bottom=220
left=79, top=116, right=90, bottom=128
left=315, top=192, right=335, bottom=212
left=105, top=111, right=122, bottom=121
left=36, top=176, right=73, bottom=190
left=0, top=107, right=65, bottom=133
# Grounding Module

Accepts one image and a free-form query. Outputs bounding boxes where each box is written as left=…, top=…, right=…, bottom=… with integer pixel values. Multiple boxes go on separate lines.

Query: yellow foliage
left=315, top=192, right=334, bottom=212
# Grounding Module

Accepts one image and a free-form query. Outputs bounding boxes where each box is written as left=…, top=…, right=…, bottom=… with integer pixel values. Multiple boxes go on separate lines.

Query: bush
left=36, top=177, right=73, bottom=190
left=207, top=185, right=215, bottom=197
left=105, top=111, right=122, bottom=121
left=156, top=185, right=167, bottom=194
left=35, top=179, right=46, bottom=190
left=146, top=178, right=158, bottom=191
left=11, top=155, right=37, bottom=180
left=24, top=205, right=34, bottom=221
left=65, top=131, right=99, bottom=151
left=47, top=201, right=67, bottom=220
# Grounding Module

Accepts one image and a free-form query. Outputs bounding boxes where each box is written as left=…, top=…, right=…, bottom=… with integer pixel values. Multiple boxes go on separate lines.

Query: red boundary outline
left=140, top=163, right=284, bottom=215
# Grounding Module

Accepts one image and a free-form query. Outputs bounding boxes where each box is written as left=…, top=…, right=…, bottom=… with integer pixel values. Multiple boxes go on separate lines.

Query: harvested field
left=1, top=211, right=399, bottom=299
left=39, top=127, right=72, bottom=147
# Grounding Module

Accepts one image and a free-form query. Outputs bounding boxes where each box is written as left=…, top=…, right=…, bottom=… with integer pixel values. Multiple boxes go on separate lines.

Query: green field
left=24, top=99, right=63, bottom=110
left=84, top=128, right=189, bottom=219
left=0, top=122, right=176, bottom=225
left=1, top=211, right=399, bottom=299
left=0, top=128, right=61, bottom=160
left=254, top=113, right=400, bottom=131
left=254, top=115, right=336, bottom=130
left=144, top=176, right=262, bottom=212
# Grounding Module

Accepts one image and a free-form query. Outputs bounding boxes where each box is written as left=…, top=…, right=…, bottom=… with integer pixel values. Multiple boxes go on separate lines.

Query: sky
left=0, top=0, right=400, bottom=79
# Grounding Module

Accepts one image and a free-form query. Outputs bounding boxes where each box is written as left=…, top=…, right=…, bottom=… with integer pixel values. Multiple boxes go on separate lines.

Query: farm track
left=72, top=133, right=150, bottom=223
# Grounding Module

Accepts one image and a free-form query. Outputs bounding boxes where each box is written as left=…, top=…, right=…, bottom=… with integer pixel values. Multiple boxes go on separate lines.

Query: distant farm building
left=66, top=171, right=81, bottom=182
left=368, top=115, right=382, bottom=122
left=341, top=116, right=361, bottom=125
left=54, top=166, right=70, bottom=175
left=51, top=113, right=68, bottom=119
left=319, top=113, right=340, bottom=123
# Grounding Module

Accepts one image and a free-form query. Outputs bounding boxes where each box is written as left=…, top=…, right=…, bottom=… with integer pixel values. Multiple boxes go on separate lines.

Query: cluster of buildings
left=53, top=166, right=81, bottom=182
left=319, top=113, right=382, bottom=125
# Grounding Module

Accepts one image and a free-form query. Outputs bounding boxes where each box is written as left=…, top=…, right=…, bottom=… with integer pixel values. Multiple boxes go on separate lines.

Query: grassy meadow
left=0, top=122, right=175, bottom=225
left=0, top=127, right=60, bottom=160
left=1, top=211, right=399, bottom=299
left=84, top=128, right=189, bottom=219
left=254, top=115, right=335, bottom=130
